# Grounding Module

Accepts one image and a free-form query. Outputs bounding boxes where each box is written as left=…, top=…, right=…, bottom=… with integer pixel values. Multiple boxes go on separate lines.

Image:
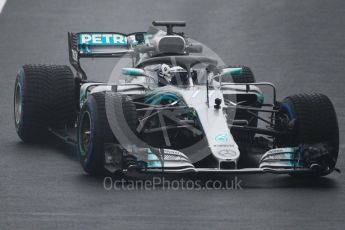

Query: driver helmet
left=158, top=64, right=189, bottom=86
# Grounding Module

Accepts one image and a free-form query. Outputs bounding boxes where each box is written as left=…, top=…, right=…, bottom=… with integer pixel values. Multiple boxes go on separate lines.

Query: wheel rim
left=14, top=82, right=22, bottom=125
left=79, top=111, right=91, bottom=156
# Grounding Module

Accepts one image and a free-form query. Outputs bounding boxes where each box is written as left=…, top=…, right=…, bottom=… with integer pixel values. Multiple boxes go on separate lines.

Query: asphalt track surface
left=1, top=0, right=345, bottom=229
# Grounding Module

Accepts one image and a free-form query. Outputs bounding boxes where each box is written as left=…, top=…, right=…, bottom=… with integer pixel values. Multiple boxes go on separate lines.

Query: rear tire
left=225, top=66, right=258, bottom=142
left=14, top=65, right=76, bottom=142
left=229, top=66, right=256, bottom=83
left=280, top=93, right=339, bottom=176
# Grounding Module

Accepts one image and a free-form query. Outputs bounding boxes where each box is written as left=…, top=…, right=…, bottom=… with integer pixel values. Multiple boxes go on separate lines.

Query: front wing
left=104, top=144, right=322, bottom=175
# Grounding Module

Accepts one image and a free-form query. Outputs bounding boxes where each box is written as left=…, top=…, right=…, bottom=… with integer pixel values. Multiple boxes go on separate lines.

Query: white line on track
left=0, top=0, right=7, bottom=14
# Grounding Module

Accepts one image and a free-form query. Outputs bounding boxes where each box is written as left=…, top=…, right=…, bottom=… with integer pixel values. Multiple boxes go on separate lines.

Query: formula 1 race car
left=14, top=21, right=339, bottom=177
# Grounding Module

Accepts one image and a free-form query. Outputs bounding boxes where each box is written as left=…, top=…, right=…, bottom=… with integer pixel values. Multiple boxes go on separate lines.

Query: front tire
left=77, top=92, right=138, bottom=175
left=279, top=93, right=339, bottom=176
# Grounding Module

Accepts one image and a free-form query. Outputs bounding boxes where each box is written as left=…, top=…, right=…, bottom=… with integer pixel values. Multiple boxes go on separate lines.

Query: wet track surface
left=1, top=0, right=345, bottom=229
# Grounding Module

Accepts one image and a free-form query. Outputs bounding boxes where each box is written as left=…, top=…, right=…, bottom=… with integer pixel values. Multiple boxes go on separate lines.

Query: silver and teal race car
left=14, top=21, right=339, bottom=177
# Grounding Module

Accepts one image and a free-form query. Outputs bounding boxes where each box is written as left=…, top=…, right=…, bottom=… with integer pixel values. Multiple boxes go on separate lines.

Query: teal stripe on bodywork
left=147, top=149, right=162, bottom=168
left=256, top=92, right=264, bottom=104
left=145, top=92, right=185, bottom=106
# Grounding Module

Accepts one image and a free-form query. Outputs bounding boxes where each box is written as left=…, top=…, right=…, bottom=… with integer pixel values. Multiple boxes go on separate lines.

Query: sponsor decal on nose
left=215, top=133, right=228, bottom=143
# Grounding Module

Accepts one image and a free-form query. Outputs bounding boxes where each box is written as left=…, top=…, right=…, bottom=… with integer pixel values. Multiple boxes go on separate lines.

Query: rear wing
left=68, top=32, right=147, bottom=79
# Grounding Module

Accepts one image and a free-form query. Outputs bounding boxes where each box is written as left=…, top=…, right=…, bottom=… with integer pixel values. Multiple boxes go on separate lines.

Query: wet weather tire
left=229, top=66, right=256, bottom=83
left=77, top=92, right=138, bottom=175
left=14, top=65, right=76, bottom=142
left=226, top=66, right=258, bottom=142
left=280, top=93, right=339, bottom=176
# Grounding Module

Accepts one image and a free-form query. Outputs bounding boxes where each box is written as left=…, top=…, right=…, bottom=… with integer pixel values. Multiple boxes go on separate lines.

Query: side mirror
left=209, top=67, right=242, bottom=84
left=122, top=67, right=158, bottom=86
left=122, top=68, right=146, bottom=76
left=221, top=67, right=242, bottom=76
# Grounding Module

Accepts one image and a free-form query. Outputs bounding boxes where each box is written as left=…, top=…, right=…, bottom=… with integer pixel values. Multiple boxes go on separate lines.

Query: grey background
left=0, top=0, right=344, bottom=229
